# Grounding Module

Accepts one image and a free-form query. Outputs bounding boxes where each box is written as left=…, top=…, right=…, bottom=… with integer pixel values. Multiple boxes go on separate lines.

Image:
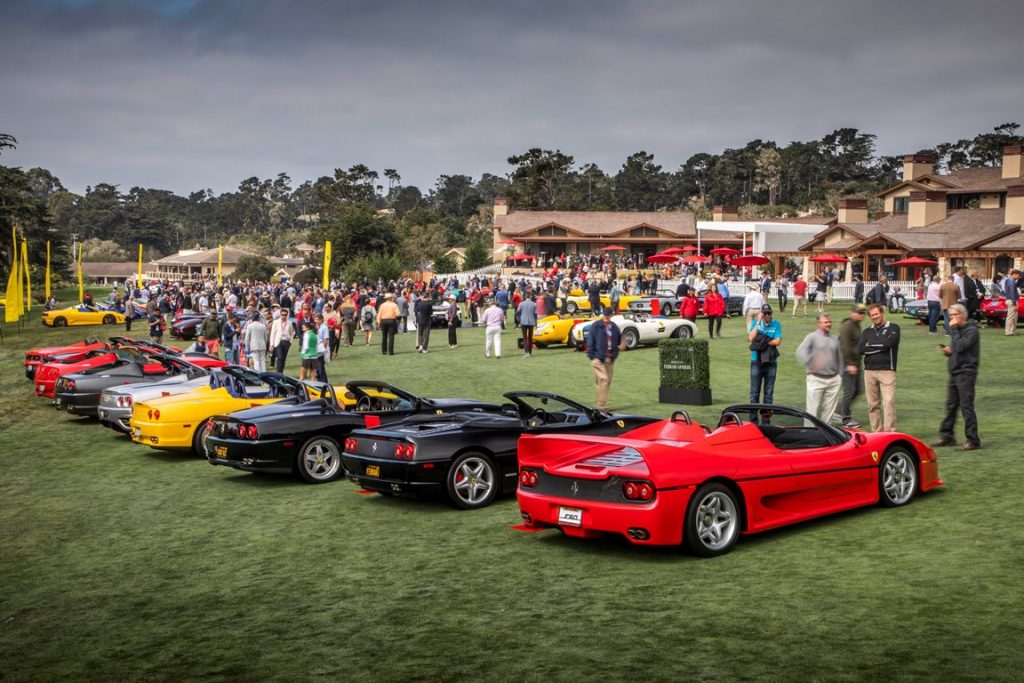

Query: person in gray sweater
left=517, top=293, right=538, bottom=356
left=795, top=312, right=842, bottom=425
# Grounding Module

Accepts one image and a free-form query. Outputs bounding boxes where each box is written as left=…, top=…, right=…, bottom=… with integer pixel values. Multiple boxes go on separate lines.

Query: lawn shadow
left=218, top=471, right=308, bottom=488
left=142, top=449, right=201, bottom=464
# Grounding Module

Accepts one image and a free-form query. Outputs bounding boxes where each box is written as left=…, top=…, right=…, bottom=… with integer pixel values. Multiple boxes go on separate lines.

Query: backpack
left=362, top=307, right=374, bottom=323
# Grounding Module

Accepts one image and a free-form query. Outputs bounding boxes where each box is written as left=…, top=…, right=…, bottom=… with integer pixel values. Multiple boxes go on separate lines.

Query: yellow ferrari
left=531, top=314, right=599, bottom=348
left=563, top=293, right=642, bottom=315
left=130, top=367, right=324, bottom=455
left=41, top=304, right=126, bottom=327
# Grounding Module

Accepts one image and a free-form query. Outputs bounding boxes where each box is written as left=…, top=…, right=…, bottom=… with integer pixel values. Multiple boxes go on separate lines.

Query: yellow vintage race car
left=41, top=304, right=126, bottom=327
left=563, top=293, right=643, bottom=315
left=130, top=367, right=323, bottom=454
left=530, top=314, right=598, bottom=348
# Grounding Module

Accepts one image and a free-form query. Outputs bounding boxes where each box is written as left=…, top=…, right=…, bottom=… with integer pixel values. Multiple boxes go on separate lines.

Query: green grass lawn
left=1, top=305, right=1022, bottom=681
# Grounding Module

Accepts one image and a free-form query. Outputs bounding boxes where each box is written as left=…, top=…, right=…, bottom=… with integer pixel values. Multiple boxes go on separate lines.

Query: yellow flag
left=217, top=245, right=223, bottom=286
left=5, top=226, right=21, bottom=322
left=45, top=240, right=51, bottom=300
left=77, top=243, right=84, bottom=304
left=21, top=238, right=30, bottom=312
left=137, top=243, right=143, bottom=289
left=323, top=240, right=332, bottom=290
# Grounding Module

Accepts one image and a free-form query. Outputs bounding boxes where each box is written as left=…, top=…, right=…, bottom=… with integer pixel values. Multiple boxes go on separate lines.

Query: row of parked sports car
left=25, top=336, right=943, bottom=557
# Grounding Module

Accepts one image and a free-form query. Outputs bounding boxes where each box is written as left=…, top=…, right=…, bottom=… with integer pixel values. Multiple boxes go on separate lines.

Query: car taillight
left=118, top=396, right=133, bottom=407
left=393, top=443, right=415, bottom=459
left=519, top=469, right=539, bottom=488
left=344, top=438, right=357, bottom=452
left=153, top=409, right=160, bottom=420
left=148, top=409, right=153, bottom=419
left=246, top=424, right=258, bottom=440
left=622, top=480, right=654, bottom=501
left=66, top=380, right=76, bottom=391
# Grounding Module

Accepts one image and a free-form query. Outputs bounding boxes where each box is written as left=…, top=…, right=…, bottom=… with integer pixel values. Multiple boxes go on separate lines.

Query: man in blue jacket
left=586, top=307, right=623, bottom=411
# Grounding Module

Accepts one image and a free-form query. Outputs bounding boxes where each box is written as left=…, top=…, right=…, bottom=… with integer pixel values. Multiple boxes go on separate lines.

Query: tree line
left=1, top=124, right=1021, bottom=284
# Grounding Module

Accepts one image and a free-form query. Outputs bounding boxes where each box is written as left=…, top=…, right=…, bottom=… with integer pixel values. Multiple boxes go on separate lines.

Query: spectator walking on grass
left=359, top=299, right=376, bottom=346
left=837, top=304, right=866, bottom=428
left=244, top=312, right=268, bottom=372
left=859, top=303, right=900, bottom=432
left=586, top=306, right=622, bottom=411
left=414, top=294, right=433, bottom=353
left=795, top=312, right=842, bottom=425
left=1002, top=269, right=1020, bottom=336
left=269, top=306, right=294, bottom=373
left=445, top=294, right=460, bottom=349
left=702, top=287, right=725, bottom=338
left=482, top=298, right=505, bottom=358
left=926, top=275, right=942, bottom=334
left=377, top=293, right=400, bottom=356
left=201, top=309, right=222, bottom=357
left=742, top=283, right=765, bottom=329
left=792, top=275, right=808, bottom=317
left=517, top=293, right=537, bottom=356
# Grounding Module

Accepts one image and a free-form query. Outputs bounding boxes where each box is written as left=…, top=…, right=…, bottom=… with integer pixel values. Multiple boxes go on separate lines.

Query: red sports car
left=33, top=340, right=186, bottom=399
left=978, top=295, right=1024, bottom=325
left=516, top=404, right=943, bottom=557
left=24, top=338, right=108, bottom=379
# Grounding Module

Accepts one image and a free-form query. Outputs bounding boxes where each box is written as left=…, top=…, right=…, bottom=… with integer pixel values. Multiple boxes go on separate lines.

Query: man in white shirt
left=481, top=299, right=505, bottom=358
left=742, top=283, right=766, bottom=330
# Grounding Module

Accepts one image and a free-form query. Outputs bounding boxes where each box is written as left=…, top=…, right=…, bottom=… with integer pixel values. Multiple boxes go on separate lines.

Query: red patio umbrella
left=710, top=247, right=740, bottom=256
left=730, top=255, right=770, bottom=267
left=660, top=247, right=688, bottom=256
left=511, top=253, right=536, bottom=261
left=500, top=240, right=519, bottom=246
left=600, top=244, right=626, bottom=251
left=646, top=254, right=680, bottom=264
left=808, top=254, right=849, bottom=263
left=889, top=256, right=937, bottom=267
left=681, top=255, right=709, bottom=264
left=680, top=245, right=700, bottom=252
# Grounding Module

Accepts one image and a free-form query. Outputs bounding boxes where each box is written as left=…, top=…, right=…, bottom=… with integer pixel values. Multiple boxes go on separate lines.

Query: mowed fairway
left=1, top=304, right=1022, bottom=681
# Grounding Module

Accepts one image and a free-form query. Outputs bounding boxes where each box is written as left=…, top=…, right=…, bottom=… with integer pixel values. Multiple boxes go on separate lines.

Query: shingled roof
left=495, top=211, right=697, bottom=237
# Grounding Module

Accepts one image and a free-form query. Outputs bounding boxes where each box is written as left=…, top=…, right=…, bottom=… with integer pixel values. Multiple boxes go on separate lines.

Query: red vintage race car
left=516, top=404, right=943, bottom=557
left=978, top=294, right=1024, bottom=325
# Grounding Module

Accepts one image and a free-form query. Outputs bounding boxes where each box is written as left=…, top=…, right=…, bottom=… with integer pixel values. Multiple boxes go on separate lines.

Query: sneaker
left=842, top=419, right=860, bottom=429
left=929, top=437, right=953, bottom=448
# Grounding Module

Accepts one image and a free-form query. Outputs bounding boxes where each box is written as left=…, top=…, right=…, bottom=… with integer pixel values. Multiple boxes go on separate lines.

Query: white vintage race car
left=571, top=311, right=697, bottom=350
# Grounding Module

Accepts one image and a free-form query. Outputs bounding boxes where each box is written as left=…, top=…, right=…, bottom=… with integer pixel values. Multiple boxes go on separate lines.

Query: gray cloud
left=2, top=0, right=1022, bottom=195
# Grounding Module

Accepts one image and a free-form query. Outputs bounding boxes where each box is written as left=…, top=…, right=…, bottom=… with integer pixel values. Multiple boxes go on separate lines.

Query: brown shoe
left=929, top=438, right=953, bottom=448
left=957, top=442, right=981, bottom=451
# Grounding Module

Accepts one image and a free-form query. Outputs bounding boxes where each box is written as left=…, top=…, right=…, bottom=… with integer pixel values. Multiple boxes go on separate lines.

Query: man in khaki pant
left=1002, top=269, right=1020, bottom=336
left=858, top=304, right=901, bottom=432
left=585, top=307, right=623, bottom=411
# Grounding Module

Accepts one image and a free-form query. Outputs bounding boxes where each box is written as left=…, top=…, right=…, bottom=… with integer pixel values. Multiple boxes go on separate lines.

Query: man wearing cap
left=837, top=304, right=866, bottom=428
left=742, top=283, right=765, bottom=330
left=747, top=304, right=782, bottom=407
left=377, top=292, right=400, bottom=356
left=586, top=306, right=623, bottom=411
left=201, top=309, right=222, bottom=357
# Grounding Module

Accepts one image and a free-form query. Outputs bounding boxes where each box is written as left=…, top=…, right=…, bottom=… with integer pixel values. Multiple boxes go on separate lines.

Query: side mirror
left=854, top=432, right=867, bottom=446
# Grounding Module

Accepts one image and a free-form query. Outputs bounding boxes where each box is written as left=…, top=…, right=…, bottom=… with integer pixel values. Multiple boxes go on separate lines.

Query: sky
left=2, top=0, right=1023, bottom=197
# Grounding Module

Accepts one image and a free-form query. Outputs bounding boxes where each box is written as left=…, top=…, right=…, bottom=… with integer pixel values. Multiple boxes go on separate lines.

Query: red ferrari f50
left=516, top=404, right=942, bottom=557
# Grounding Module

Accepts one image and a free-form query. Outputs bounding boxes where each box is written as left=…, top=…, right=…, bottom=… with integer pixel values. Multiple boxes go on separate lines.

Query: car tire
left=622, top=328, right=640, bottom=350
left=566, top=301, right=579, bottom=315
left=54, top=317, right=68, bottom=327
left=296, top=436, right=343, bottom=484
left=684, top=483, right=741, bottom=558
left=445, top=452, right=500, bottom=510
left=673, top=324, right=693, bottom=339
left=102, top=314, right=115, bottom=325
left=661, top=303, right=673, bottom=316
left=192, top=420, right=214, bottom=458
left=878, top=447, right=918, bottom=507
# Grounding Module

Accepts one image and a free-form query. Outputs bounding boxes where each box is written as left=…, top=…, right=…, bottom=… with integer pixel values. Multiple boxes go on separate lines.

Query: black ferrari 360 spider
left=203, top=380, right=505, bottom=483
left=340, top=391, right=659, bottom=509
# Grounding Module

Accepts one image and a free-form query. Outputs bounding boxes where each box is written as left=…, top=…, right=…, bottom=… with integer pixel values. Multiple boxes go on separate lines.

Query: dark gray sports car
left=340, top=391, right=660, bottom=510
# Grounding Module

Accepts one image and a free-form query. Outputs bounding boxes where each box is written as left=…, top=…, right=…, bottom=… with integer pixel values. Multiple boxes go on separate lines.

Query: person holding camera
left=747, top=304, right=782, bottom=407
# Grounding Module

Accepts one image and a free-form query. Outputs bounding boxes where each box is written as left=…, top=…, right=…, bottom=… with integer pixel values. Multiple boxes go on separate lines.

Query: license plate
left=365, top=465, right=380, bottom=477
left=37, top=385, right=44, bottom=393
left=133, top=427, right=141, bottom=438
left=215, top=446, right=227, bottom=457
left=55, top=398, right=62, bottom=408
left=558, top=506, right=583, bottom=527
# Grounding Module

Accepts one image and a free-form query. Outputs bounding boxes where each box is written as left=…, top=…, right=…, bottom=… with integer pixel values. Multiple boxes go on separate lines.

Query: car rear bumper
left=205, top=436, right=295, bottom=473
left=55, top=392, right=101, bottom=416
left=517, top=486, right=694, bottom=546
left=131, top=420, right=191, bottom=449
left=341, top=453, right=445, bottom=495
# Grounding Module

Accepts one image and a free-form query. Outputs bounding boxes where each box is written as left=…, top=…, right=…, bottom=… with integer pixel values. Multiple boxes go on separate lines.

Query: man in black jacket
left=932, top=304, right=981, bottom=450
left=858, top=303, right=900, bottom=432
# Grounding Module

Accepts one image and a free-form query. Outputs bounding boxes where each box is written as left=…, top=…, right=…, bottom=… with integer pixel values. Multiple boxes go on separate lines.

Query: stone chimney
left=837, top=198, right=868, bottom=225
left=493, top=196, right=509, bottom=217
left=903, top=154, right=934, bottom=181
left=1002, top=145, right=1023, bottom=180
left=907, top=190, right=947, bottom=228
left=1006, top=185, right=1024, bottom=229
left=712, top=205, right=739, bottom=222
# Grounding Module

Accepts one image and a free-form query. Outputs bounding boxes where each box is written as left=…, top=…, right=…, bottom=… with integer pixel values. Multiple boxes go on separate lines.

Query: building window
left=537, top=226, right=568, bottom=237
left=893, top=197, right=909, bottom=214
left=947, top=194, right=982, bottom=210
left=629, top=227, right=659, bottom=238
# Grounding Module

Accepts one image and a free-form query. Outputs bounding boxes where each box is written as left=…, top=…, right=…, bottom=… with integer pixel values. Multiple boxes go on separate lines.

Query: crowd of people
left=62, top=254, right=1020, bottom=453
